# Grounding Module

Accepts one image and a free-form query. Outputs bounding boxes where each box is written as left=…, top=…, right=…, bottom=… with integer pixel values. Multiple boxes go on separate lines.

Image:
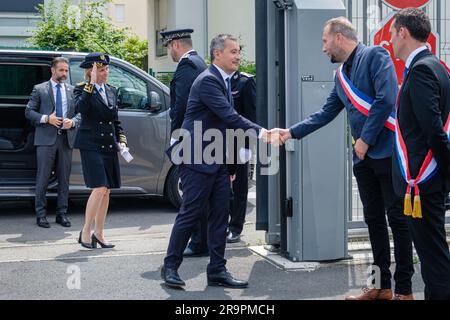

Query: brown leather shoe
left=346, top=288, right=393, bottom=300
left=392, top=294, right=415, bottom=300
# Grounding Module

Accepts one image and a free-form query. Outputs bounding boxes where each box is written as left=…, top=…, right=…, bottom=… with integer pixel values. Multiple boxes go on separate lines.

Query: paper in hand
left=118, top=143, right=134, bottom=163
left=239, top=148, right=252, bottom=164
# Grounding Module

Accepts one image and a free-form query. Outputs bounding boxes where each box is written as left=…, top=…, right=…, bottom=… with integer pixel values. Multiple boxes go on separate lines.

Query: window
left=108, top=64, right=149, bottom=111
left=0, top=64, right=51, bottom=103
left=69, top=60, right=164, bottom=112
left=115, top=4, right=125, bottom=23
left=0, top=0, right=43, bottom=13
left=69, top=61, right=85, bottom=85
left=155, top=0, right=167, bottom=57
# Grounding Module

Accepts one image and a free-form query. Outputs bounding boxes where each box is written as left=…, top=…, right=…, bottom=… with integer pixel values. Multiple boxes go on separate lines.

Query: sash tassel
left=397, top=60, right=450, bottom=220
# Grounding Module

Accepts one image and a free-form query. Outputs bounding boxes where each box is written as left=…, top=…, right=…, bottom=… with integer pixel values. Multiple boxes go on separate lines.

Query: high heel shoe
left=79, top=231, right=94, bottom=249
left=91, top=233, right=115, bottom=249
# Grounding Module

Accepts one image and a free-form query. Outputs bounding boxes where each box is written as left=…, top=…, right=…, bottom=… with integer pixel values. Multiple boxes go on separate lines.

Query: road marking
left=0, top=246, right=251, bottom=264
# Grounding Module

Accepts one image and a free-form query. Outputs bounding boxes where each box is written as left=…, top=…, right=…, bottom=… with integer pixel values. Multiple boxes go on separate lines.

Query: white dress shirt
left=213, top=64, right=234, bottom=90
left=405, top=45, right=428, bottom=69
left=94, top=83, right=108, bottom=104
left=212, top=64, right=266, bottom=140
left=41, top=79, right=68, bottom=124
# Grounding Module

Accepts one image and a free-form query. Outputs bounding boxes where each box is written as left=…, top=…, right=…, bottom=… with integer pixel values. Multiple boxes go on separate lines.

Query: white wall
left=108, top=0, right=149, bottom=40
left=151, top=0, right=208, bottom=73
left=146, top=0, right=257, bottom=73
left=207, top=0, right=255, bottom=61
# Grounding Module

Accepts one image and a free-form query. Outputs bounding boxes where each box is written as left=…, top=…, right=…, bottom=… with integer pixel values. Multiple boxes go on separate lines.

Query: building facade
left=107, top=0, right=256, bottom=76
left=0, top=0, right=43, bottom=47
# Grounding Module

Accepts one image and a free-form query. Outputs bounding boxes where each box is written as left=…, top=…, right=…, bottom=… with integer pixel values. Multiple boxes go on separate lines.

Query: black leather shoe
left=183, top=247, right=209, bottom=258
left=207, top=271, right=248, bottom=289
left=161, top=265, right=185, bottom=288
left=91, top=233, right=115, bottom=249
left=37, top=217, right=51, bottom=229
left=226, top=232, right=241, bottom=244
left=79, top=231, right=94, bottom=249
left=55, top=215, right=71, bottom=228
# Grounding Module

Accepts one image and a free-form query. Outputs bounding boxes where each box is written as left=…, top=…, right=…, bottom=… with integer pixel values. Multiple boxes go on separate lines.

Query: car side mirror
left=148, top=91, right=162, bottom=113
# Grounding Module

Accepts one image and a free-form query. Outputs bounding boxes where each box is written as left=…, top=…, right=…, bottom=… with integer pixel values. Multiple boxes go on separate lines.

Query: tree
left=28, top=0, right=148, bottom=70
left=239, top=58, right=256, bottom=76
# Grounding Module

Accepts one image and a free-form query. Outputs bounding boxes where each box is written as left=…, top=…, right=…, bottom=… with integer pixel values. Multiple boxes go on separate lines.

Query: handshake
left=261, top=128, right=293, bottom=147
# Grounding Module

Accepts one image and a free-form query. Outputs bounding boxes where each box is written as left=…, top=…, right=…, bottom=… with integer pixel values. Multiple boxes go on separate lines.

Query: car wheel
left=165, top=166, right=182, bottom=209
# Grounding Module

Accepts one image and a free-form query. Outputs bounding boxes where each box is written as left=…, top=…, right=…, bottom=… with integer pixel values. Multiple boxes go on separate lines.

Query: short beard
left=56, top=76, right=67, bottom=83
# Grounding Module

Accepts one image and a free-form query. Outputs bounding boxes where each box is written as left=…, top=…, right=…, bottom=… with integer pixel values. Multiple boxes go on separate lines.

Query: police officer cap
left=160, top=29, right=194, bottom=46
left=79, top=52, right=110, bottom=69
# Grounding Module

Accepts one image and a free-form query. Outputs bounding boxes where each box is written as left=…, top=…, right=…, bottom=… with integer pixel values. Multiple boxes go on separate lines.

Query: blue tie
left=55, top=84, right=63, bottom=127
left=99, top=87, right=107, bottom=104
left=226, top=77, right=233, bottom=105
left=403, top=67, right=409, bottom=81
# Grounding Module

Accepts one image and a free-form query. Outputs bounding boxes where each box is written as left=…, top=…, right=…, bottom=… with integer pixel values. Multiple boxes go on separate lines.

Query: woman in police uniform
left=74, top=53, right=127, bottom=249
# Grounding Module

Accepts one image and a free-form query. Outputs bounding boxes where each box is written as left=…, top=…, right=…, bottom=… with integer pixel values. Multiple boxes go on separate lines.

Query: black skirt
left=80, top=150, right=121, bottom=189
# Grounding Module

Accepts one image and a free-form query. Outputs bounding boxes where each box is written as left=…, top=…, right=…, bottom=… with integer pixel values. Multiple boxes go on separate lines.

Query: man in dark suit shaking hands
left=390, top=8, right=450, bottom=300
left=162, top=34, right=269, bottom=289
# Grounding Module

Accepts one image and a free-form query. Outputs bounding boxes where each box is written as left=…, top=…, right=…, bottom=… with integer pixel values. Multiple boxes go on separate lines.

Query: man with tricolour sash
left=274, top=17, right=415, bottom=300
left=389, top=8, right=450, bottom=300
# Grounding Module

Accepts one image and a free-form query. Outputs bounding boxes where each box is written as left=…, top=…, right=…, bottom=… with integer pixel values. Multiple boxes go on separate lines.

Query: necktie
left=403, top=67, right=409, bottom=81
left=226, top=77, right=233, bottom=105
left=99, top=87, right=107, bottom=104
left=55, top=84, right=63, bottom=128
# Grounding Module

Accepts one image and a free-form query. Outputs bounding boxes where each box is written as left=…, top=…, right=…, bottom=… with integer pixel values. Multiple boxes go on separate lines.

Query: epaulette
left=239, top=71, right=255, bottom=78
left=83, top=83, right=94, bottom=94
left=77, top=82, right=86, bottom=86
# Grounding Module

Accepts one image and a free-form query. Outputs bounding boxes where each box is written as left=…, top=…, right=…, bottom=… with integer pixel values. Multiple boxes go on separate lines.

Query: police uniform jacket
left=73, top=83, right=127, bottom=153
left=169, top=51, right=208, bottom=133
left=231, top=71, right=256, bottom=122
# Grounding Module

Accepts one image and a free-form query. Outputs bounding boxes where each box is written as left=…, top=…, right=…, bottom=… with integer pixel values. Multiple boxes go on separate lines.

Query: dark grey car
left=0, top=50, right=182, bottom=208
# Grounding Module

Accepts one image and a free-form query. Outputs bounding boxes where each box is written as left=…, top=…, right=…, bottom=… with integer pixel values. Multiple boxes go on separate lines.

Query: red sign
left=373, top=15, right=437, bottom=85
left=382, top=0, right=431, bottom=9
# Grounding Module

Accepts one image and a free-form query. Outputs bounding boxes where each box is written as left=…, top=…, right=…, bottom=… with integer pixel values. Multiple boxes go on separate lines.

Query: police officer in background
left=160, top=29, right=209, bottom=257
left=162, top=29, right=208, bottom=134
left=227, top=70, right=257, bottom=243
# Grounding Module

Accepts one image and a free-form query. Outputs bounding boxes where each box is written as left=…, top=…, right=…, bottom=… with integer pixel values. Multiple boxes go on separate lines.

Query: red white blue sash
left=337, top=65, right=396, bottom=132
left=395, top=61, right=450, bottom=219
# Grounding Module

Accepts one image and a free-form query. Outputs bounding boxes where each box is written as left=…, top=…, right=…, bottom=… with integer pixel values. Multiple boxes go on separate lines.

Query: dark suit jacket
left=73, top=83, right=125, bottom=153
left=169, top=65, right=262, bottom=175
left=393, top=49, right=450, bottom=196
left=169, top=52, right=208, bottom=133
left=290, top=44, right=398, bottom=164
left=25, top=81, right=80, bottom=148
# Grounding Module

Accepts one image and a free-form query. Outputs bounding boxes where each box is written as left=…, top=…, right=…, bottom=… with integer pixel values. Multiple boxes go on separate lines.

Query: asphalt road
left=0, top=197, right=425, bottom=300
